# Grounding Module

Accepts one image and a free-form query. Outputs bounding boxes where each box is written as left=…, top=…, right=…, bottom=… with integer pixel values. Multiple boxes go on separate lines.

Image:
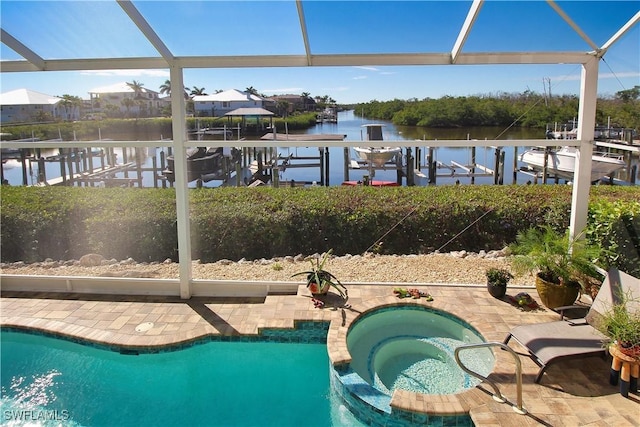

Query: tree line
left=353, top=87, right=640, bottom=130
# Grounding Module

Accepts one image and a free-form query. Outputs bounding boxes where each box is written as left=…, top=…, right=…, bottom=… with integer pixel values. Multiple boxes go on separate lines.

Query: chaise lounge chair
left=503, top=268, right=640, bottom=383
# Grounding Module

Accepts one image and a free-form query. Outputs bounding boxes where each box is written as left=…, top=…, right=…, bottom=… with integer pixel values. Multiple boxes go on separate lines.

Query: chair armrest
left=554, top=305, right=590, bottom=320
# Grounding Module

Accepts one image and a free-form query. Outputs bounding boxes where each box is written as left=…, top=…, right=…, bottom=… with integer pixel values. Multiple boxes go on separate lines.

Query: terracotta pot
left=307, top=280, right=330, bottom=295
left=534, top=274, right=580, bottom=309
left=618, top=342, right=640, bottom=358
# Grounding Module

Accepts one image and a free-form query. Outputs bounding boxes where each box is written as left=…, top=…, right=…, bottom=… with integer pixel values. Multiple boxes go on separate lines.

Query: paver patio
left=1, top=283, right=638, bottom=426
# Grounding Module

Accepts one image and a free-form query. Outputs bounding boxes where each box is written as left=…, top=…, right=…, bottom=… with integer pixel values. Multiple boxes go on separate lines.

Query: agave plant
left=291, top=250, right=347, bottom=299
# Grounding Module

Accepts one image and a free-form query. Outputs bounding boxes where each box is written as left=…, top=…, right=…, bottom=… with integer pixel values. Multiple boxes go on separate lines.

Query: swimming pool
left=0, top=328, right=365, bottom=427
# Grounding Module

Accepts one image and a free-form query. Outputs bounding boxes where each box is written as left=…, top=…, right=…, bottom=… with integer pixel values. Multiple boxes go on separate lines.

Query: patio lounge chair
left=503, top=268, right=640, bottom=383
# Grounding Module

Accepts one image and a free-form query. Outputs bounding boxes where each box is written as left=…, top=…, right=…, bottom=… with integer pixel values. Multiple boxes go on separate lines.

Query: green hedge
left=586, top=198, right=640, bottom=277
left=1, top=185, right=638, bottom=275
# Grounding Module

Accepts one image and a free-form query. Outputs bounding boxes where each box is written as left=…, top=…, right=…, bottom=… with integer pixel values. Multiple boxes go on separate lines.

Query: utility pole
left=543, top=77, right=552, bottom=106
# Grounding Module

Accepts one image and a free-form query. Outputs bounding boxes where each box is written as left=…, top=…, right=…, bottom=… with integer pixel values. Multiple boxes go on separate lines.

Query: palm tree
left=126, top=80, right=144, bottom=99
left=121, top=98, right=135, bottom=117
left=190, top=87, right=207, bottom=97
left=315, top=95, right=329, bottom=109
left=276, top=100, right=290, bottom=117
left=159, top=80, right=171, bottom=96
left=136, top=99, right=148, bottom=117
left=160, top=80, right=189, bottom=100
left=245, top=86, right=258, bottom=96
left=301, top=92, right=311, bottom=111
left=58, top=94, right=82, bottom=121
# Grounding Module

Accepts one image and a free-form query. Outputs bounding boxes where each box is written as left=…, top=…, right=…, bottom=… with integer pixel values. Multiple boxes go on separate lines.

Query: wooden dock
left=260, top=133, right=346, bottom=141
left=34, top=162, right=138, bottom=187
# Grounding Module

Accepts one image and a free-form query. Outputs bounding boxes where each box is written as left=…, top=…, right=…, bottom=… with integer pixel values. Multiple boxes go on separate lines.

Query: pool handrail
left=454, top=341, right=527, bottom=415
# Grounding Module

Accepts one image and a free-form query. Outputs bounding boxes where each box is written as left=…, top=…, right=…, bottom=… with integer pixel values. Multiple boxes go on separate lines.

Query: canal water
left=280, top=109, right=542, bottom=186
left=1, top=110, right=636, bottom=187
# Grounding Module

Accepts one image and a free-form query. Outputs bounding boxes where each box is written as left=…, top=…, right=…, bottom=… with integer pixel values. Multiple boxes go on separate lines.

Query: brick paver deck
left=1, top=284, right=638, bottom=426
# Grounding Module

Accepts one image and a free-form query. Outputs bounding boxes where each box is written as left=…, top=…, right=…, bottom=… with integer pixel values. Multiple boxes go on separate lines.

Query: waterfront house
left=0, top=88, right=79, bottom=123
left=268, top=94, right=316, bottom=115
left=192, top=89, right=268, bottom=117
left=88, top=82, right=165, bottom=118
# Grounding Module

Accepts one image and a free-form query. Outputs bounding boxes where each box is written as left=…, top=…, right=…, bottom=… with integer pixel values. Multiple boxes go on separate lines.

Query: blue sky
left=1, top=1, right=638, bottom=104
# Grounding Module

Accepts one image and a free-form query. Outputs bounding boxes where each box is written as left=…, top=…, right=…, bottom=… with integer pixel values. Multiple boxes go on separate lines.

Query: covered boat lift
left=224, top=107, right=275, bottom=136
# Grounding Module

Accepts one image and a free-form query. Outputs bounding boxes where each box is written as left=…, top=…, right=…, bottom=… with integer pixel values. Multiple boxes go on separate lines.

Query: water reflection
left=297, top=110, right=542, bottom=186
left=1, top=146, right=164, bottom=187
left=308, top=110, right=543, bottom=141
left=1, top=111, right=637, bottom=186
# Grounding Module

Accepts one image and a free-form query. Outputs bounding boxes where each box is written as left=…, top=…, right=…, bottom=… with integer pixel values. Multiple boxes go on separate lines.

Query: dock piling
left=493, top=148, right=500, bottom=185
left=427, top=148, right=436, bottom=185
left=20, top=150, right=28, bottom=185
left=405, top=148, right=414, bottom=186
left=512, top=147, right=518, bottom=184
left=37, top=157, right=46, bottom=184
left=471, top=147, right=476, bottom=185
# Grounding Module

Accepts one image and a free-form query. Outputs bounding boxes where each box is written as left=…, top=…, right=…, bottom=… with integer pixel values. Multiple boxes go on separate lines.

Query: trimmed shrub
left=1, top=185, right=638, bottom=277
left=587, top=199, right=640, bottom=277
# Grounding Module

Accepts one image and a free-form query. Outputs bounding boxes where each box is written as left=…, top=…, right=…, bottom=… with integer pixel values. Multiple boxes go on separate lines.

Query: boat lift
left=343, top=144, right=507, bottom=186
left=416, top=145, right=505, bottom=185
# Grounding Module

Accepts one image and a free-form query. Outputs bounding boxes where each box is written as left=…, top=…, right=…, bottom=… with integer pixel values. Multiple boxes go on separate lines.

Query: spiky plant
left=509, top=225, right=602, bottom=289
left=291, top=249, right=347, bottom=298
left=597, top=290, right=640, bottom=349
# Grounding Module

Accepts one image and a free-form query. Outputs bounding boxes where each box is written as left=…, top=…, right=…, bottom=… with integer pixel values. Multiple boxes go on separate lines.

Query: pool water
left=372, top=337, right=471, bottom=395
left=1, top=331, right=365, bottom=427
left=347, top=306, right=494, bottom=396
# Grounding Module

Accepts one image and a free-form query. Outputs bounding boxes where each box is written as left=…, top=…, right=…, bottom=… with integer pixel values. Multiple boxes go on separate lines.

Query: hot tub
left=347, top=305, right=494, bottom=395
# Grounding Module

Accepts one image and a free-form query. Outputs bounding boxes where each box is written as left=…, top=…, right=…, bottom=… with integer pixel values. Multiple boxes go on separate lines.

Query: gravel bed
left=0, top=250, right=534, bottom=286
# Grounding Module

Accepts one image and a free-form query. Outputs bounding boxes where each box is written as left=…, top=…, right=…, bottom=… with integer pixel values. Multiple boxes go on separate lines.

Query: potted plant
left=509, top=225, right=602, bottom=309
left=292, top=250, right=348, bottom=299
left=597, top=292, right=640, bottom=358
left=486, top=268, right=513, bottom=299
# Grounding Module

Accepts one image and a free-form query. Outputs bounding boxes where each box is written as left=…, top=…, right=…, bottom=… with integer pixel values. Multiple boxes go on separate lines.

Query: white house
left=0, top=89, right=79, bottom=123
left=192, top=89, right=268, bottom=117
left=88, top=82, right=164, bottom=117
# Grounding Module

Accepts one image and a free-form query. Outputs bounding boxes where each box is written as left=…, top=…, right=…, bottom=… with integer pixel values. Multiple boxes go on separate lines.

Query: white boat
left=353, top=146, right=402, bottom=167
left=546, top=127, right=577, bottom=140
left=520, top=146, right=626, bottom=182
left=546, top=119, right=637, bottom=143
left=354, top=124, right=401, bottom=167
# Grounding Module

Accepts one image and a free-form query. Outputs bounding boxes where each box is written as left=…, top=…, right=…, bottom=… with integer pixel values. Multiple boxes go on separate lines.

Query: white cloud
left=80, top=69, right=170, bottom=77
left=548, top=71, right=640, bottom=83
left=353, top=66, right=379, bottom=72
left=599, top=71, right=640, bottom=79
left=353, top=76, right=368, bottom=80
